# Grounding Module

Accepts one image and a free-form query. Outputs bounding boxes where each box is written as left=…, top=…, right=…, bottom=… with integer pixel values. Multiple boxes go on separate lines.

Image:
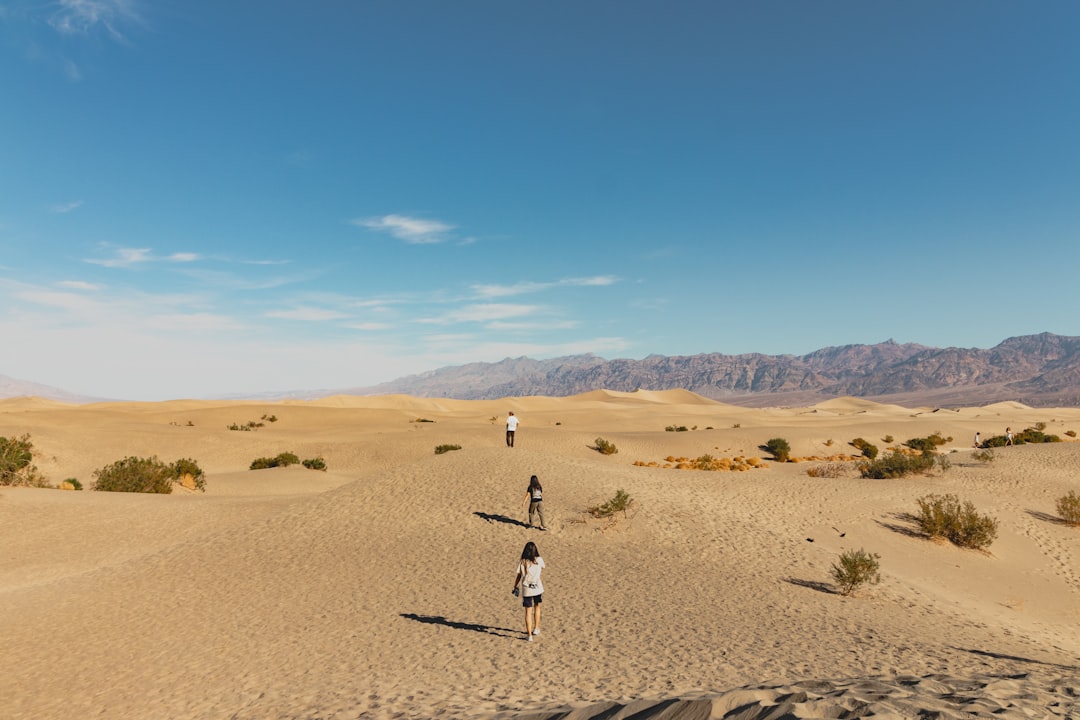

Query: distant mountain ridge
left=356, top=333, right=1080, bottom=408
left=6, top=333, right=1080, bottom=407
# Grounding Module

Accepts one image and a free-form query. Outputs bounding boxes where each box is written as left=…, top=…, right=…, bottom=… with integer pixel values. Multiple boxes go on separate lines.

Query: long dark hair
left=521, top=541, right=539, bottom=564
left=528, top=475, right=542, bottom=492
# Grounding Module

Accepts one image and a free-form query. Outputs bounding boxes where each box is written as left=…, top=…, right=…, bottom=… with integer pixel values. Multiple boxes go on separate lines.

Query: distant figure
left=522, top=475, right=547, bottom=530
left=974, top=432, right=982, bottom=448
left=506, top=411, right=519, bottom=448
left=512, top=541, right=545, bottom=641
left=1005, top=427, right=1014, bottom=446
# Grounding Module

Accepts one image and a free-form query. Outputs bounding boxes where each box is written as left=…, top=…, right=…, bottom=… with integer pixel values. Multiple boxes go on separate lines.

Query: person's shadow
left=474, top=511, right=530, bottom=528
left=400, top=613, right=519, bottom=638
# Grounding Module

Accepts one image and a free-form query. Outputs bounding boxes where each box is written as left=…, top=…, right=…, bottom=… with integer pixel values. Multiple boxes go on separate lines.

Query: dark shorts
left=522, top=593, right=543, bottom=608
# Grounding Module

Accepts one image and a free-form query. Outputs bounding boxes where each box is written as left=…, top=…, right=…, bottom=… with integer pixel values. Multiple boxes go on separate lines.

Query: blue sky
left=2, top=1, right=1078, bottom=400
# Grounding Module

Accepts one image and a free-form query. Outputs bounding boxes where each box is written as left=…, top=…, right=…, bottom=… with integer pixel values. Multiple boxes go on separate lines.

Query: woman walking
left=511, top=541, right=545, bottom=641
left=521, top=475, right=547, bottom=530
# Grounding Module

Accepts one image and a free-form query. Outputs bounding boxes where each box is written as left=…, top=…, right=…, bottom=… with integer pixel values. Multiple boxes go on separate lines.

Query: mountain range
left=354, top=332, right=1080, bottom=408
left=4, top=333, right=1080, bottom=407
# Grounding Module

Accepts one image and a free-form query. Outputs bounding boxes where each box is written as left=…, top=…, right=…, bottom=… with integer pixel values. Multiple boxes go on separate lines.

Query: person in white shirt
left=505, top=411, right=519, bottom=448
left=511, top=541, right=545, bottom=641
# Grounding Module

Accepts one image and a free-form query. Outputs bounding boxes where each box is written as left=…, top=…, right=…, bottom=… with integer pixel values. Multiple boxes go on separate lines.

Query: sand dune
left=2, top=394, right=1079, bottom=719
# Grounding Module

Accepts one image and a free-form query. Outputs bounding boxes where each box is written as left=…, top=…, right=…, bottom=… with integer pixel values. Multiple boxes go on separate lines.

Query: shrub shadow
left=474, top=511, right=530, bottom=528
left=400, top=613, right=519, bottom=639
left=784, top=577, right=838, bottom=595
left=1026, top=509, right=1071, bottom=527
left=875, top=512, right=927, bottom=540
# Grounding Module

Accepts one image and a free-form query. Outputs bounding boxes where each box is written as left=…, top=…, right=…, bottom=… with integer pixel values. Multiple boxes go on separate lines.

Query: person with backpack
left=511, top=541, right=545, bottom=641
left=521, top=474, right=547, bottom=530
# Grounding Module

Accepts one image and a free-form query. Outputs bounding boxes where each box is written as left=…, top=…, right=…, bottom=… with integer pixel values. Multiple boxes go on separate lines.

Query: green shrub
left=831, top=548, right=881, bottom=597
left=171, top=458, right=206, bottom=491
left=594, top=437, right=619, bottom=455
left=882, top=434, right=894, bottom=444
left=985, top=427, right=1062, bottom=446
left=1065, top=430, right=1077, bottom=438
left=94, top=456, right=176, bottom=493
left=1056, top=491, right=1080, bottom=526
left=914, top=493, right=998, bottom=549
left=859, top=450, right=937, bottom=478
left=972, top=448, right=995, bottom=464
left=434, top=444, right=461, bottom=455
left=0, top=433, right=46, bottom=487
left=588, top=489, right=633, bottom=518
left=904, top=433, right=948, bottom=453
left=763, top=438, right=790, bottom=462
left=851, top=438, right=879, bottom=460
left=302, top=457, right=327, bottom=471
left=249, top=452, right=301, bottom=470
left=64, top=478, right=83, bottom=491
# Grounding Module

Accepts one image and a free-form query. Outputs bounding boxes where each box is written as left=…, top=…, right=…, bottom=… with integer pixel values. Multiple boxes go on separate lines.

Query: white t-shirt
left=517, top=557, right=545, bottom=596
left=506, top=415, right=519, bottom=431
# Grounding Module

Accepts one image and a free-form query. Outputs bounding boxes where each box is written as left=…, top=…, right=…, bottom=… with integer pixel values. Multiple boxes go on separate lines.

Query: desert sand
left=2, top=390, right=1079, bottom=719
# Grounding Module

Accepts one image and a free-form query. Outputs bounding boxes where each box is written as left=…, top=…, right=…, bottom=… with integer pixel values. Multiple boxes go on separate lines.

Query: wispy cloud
left=418, top=303, right=541, bottom=325
left=49, top=0, right=142, bottom=42
left=353, top=214, right=455, bottom=244
left=265, top=307, right=349, bottom=322
left=85, top=247, right=203, bottom=268
left=344, top=322, right=391, bottom=331
left=471, top=275, right=618, bottom=298
left=49, top=200, right=84, bottom=214
left=85, top=247, right=153, bottom=268
left=56, top=280, right=102, bottom=291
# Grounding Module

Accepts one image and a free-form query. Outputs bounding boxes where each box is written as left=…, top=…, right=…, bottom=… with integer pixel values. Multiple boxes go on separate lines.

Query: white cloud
left=49, top=0, right=142, bottom=42
left=353, top=214, right=454, bottom=244
left=486, top=320, right=579, bottom=331
left=56, top=280, right=101, bottom=291
left=471, top=275, right=618, bottom=298
left=167, top=252, right=200, bottom=263
left=85, top=247, right=152, bottom=268
left=49, top=200, right=84, bottom=214
left=344, top=322, right=391, bottom=331
left=418, top=303, right=540, bottom=325
left=265, top=307, right=349, bottom=322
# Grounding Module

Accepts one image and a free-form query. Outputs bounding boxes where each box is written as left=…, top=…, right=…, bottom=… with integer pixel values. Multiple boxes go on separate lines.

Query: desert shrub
left=594, top=438, right=619, bottom=455
left=171, top=458, right=206, bottom=491
left=302, top=457, right=327, bottom=471
left=250, top=452, right=301, bottom=470
left=972, top=448, right=995, bottom=464
left=914, top=493, right=998, bottom=549
left=588, top=489, right=633, bottom=518
left=1066, top=430, right=1077, bottom=438
left=732, top=423, right=741, bottom=429
left=985, top=427, right=1062, bottom=446
left=0, top=433, right=46, bottom=487
left=882, top=434, right=894, bottom=444
left=64, top=477, right=83, bottom=490
left=665, top=425, right=689, bottom=432
left=1056, top=491, right=1080, bottom=526
left=228, top=420, right=265, bottom=431
left=763, top=438, right=790, bottom=462
left=94, top=456, right=176, bottom=493
left=261, top=414, right=278, bottom=423
left=851, top=438, right=879, bottom=460
left=806, top=462, right=852, bottom=478
left=904, top=433, right=947, bottom=453
left=413, top=418, right=435, bottom=423
left=859, top=450, right=937, bottom=479
left=831, top=548, right=881, bottom=597
left=434, top=444, right=461, bottom=455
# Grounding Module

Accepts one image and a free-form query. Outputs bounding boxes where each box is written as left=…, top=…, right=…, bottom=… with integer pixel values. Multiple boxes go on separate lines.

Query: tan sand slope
left=2, top=393, right=1079, bottom=719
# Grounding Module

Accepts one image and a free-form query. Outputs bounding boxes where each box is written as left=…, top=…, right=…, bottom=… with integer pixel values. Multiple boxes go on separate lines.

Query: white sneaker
left=532, top=628, right=540, bottom=636
left=526, top=635, right=533, bottom=642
